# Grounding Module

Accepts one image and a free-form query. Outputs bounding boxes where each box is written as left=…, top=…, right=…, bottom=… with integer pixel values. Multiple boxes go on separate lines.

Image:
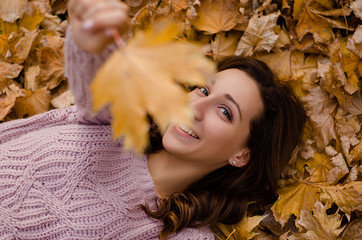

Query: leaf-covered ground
left=0, top=0, right=361, bottom=239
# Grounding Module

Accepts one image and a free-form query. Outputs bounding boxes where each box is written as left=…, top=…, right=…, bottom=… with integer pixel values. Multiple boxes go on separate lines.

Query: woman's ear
left=228, top=148, right=251, bottom=167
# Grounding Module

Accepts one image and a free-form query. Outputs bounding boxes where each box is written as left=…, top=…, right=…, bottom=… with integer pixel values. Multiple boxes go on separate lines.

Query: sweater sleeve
left=65, top=25, right=115, bottom=124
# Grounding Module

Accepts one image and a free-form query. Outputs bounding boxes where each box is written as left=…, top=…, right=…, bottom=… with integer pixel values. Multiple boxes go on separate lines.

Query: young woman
left=0, top=0, right=306, bottom=239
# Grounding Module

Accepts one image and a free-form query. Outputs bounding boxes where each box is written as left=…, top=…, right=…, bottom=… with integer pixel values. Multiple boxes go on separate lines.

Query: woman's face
left=162, top=69, right=264, bottom=169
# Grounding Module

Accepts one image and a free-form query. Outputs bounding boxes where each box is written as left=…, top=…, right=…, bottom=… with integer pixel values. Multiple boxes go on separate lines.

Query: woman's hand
left=68, top=0, right=130, bottom=53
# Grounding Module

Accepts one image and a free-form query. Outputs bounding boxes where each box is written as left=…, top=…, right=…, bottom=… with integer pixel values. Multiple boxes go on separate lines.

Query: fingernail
left=82, top=19, right=94, bottom=30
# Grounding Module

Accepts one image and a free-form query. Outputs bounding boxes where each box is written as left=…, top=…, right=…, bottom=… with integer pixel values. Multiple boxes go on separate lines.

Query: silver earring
left=232, top=160, right=236, bottom=165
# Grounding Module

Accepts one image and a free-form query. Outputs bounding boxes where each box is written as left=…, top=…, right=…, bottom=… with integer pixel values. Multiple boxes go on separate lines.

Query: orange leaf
left=193, top=0, right=240, bottom=34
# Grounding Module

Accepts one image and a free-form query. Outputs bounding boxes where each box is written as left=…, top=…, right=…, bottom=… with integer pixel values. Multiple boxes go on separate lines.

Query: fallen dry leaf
left=214, top=215, right=264, bottom=240
left=301, top=86, right=338, bottom=149
left=271, top=180, right=318, bottom=227
left=0, top=61, right=23, bottom=79
left=318, top=181, right=362, bottom=219
left=341, top=219, right=362, bottom=240
left=91, top=23, right=215, bottom=152
left=0, top=83, right=24, bottom=120
left=0, top=0, right=28, bottom=23
left=235, top=11, right=280, bottom=56
left=13, top=86, right=51, bottom=118
left=295, top=201, right=345, bottom=239
left=193, top=0, right=240, bottom=34
left=211, top=31, right=241, bottom=60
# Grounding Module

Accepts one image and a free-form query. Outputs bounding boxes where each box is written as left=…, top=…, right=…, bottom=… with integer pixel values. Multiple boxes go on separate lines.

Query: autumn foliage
left=0, top=0, right=361, bottom=239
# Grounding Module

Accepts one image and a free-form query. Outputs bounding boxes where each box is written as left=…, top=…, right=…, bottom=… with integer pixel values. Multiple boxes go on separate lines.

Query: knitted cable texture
left=0, top=26, right=214, bottom=239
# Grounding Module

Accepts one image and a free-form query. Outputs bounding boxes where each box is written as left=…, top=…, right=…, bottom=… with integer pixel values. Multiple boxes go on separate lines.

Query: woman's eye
left=220, top=108, right=232, bottom=121
left=198, top=87, right=209, bottom=96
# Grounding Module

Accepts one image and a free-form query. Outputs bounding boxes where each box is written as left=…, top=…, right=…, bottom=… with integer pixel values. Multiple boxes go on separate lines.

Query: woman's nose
left=190, top=98, right=205, bottom=121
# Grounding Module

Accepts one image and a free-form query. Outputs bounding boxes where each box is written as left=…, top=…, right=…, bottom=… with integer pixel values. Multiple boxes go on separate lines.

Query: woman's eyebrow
left=224, top=94, right=242, bottom=119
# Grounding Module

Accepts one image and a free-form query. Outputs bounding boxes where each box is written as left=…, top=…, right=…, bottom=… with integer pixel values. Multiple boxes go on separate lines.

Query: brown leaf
left=50, top=82, right=74, bottom=109
left=301, top=86, right=338, bottom=149
left=51, top=0, right=69, bottom=15
left=318, top=182, right=362, bottom=218
left=292, top=35, right=329, bottom=55
left=341, top=219, right=362, bottom=240
left=0, top=83, right=24, bottom=120
left=235, top=12, right=280, bottom=57
left=24, top=65, right=41, bottom=91
left=346, top=25, right=362, bottom=58
left=37, top=36, right=65, bottom=90
left=193, top=0, right=240, bottom=34
left=13, top=86, right=50, bottom=118
left=12, top=30, right=39, bottom=63
left=0, top=0, right=28, bottom=23
left=327, top=153, right=349, bottom=185
left=170, top=0, right=188, bottom=12
left=0, top=61, right=23, bottom=79
left=340, top=37, right=360, bottom=95
left=296, top=2, right=352, bottom=44
left=349, top=141, right=362, bottom=163
left=295, top=201, right=345, bottom=239
left=211, top=31, right=241, bottom=60
left=350, top=0, right=362, bottom=20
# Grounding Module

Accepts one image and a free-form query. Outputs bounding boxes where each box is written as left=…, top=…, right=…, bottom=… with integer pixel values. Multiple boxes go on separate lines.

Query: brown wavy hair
left=142, top=56, right=306, bottom=239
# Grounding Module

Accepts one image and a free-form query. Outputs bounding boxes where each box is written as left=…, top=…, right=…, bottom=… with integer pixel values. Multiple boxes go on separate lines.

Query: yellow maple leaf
left=271, top=180, right=318, bottom=227
left=301, top=152, right=334, bottom=185
left=91, top=23, right=215, bottom=152
left=295, top=201, right=345, bottom=239
left=213, top=215, right=264, bottom=240
left=193, top=0, right=240, bottom=34
left=318, top=181, right=362, bottom=219
left=235, top=12, right=280, bottom=57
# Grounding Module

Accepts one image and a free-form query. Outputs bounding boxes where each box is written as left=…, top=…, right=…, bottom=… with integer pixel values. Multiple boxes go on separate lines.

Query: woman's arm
left=65, top=0, right=129, bottom=123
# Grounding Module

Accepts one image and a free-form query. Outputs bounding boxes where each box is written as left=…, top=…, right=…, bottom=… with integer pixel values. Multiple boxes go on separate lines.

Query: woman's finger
left=83, top=10, right=130, bottom=34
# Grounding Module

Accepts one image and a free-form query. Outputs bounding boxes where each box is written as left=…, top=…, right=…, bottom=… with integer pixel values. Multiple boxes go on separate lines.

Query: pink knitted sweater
left=0, top=27, right=214, bottom=239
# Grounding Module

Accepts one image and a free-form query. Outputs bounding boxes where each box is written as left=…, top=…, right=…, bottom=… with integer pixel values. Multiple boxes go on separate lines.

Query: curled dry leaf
left=318, top=182, right=362, bottom=219
left=235, top=11, right=280, bottom=57
left=0, top=61, right=23, bottom=79
left=301, top=86, right=338, bottom=149
left=91, top=23, right=215, bottom=152
left=13, top=86, right=51, bottom=118
left=350, top=0, right=362, bottom=20
left=346, top=25, right=362, bottom=58
left=0, top=84, right=24, bottom=120
left=0, top=0, right=28, bottom=23
left=341, top=219, right=362, bottom=240
left=295, top=201, right=345, bottom=239
left=327, top=153, right=349, bottom=185
left=296, top=2, right=353, bottom=44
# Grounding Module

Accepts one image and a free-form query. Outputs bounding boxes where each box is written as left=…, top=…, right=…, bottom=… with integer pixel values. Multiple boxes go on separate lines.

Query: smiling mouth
left=178, top=124, right=199, bottom=139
